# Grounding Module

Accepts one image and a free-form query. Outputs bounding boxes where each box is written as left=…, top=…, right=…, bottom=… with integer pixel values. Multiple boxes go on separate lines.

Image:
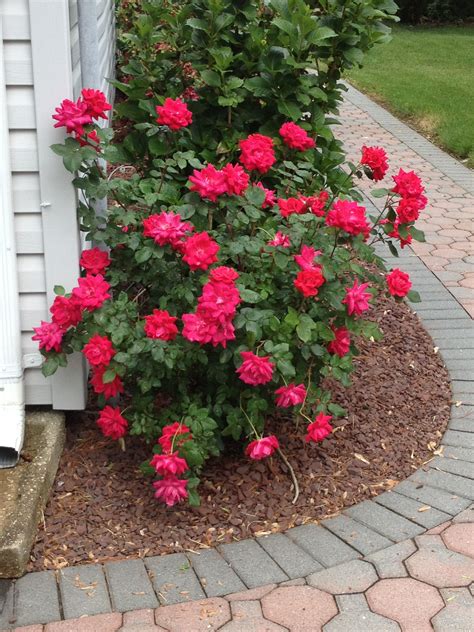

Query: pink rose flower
left=32, top=321, right=64, bottom=352
left=326, top=200, right=370, bottom=238
left=150, top=452, right=188, bottom=476
left=386, top=268, right=412, bottom=297
left=239, top=134, right=276, bottom=173
left=279, top=121, right=315, bottom=151
left=158, top=422, right=192, bottom=453
left=97, top=406, right=128, bottom=440
left=268, top=231, right=291, bottom=248
left=81, top=88, right=112, bottom=120
left=156, top=97, right=192, bottom=131
left=342, top=280, right=371, bottom=316
left=82, top=334, right=115, bottom=367
left=72, top=274, right=111, bottom=311
left=256, top=182, right=277, bottom=209
left=237, top=351, right=275, bottom=386
left=294, top=245, right=322, bottom=271
left=50, top=295, right=82, bottom=330
left=52, top=98, right=92, bottom=135
left=361, top=145, right=388, bottom=181
left=275, top=383, right=307, bottom=408
left=188, top=164, right=227, bottom=202
left=209, top=266, right=239, bottom=283
left=327, top=326, right=351, bottom=357
left=392, top=169, right=424, bottom=198
left=222, top=163, right=250, bottom=196
left=182, top=232, right=219, bottom=271
left=143, top=211, right=193, bottom=248
left=144, top=310, right=179, bottom=341
left=305, top=412, right=333, bottom=443
left=245, top=435, right=279, bottom=460
left=153, top=477, right=188, bottom=506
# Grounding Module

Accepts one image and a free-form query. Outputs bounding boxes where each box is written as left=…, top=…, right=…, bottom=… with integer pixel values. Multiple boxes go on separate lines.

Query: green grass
left=346, top=26, right=474, bottom=168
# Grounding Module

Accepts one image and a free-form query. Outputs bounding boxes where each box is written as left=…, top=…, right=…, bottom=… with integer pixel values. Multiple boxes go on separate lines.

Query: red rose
left=81, top=88, right=112, bottom=120
left=82, top=334, right=115, bottom=367
left=239, top=134, right=276, bottom=173
left=50, top=295, right=82, bottom=330
left=144, top=310, right=179, bottom=341
left=97, top=406, right=128, bottom=440
left=327, top=326, right=351, bottom=357
left=80, top=247, right=111, bottom=276
left=326, top=200, right=370, bottom=238
left=156, top=97, right=192, bottom=131
left=182, top=232, right=219, bottom=271
left=386, top=268, right=412, bottom=297
left=237, top=351, right=274, bottom=386
left=245, top=435, right=279, bottom=460
left=279, top=122, right=315, bottom=151
left=361, top=145, right=388, bottom=181
left=278, top=197, right=306, bottom=218
left=294, top=268, right=325, bottom=297
left=305, top=413, right=333, bottom=443
left=90, top=366, right=124, bottom=399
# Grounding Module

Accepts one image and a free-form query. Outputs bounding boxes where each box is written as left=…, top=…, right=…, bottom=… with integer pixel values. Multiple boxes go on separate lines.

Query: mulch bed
left=28, top=296, right=450, bottom=571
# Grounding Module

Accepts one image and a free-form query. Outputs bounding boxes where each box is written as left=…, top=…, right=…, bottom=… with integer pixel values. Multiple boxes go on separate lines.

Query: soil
left=28, top=296, right=451, bottom=571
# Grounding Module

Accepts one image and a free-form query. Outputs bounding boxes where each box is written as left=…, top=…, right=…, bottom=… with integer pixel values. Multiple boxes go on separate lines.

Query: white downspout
left=0, top=17, right=25, bottom=468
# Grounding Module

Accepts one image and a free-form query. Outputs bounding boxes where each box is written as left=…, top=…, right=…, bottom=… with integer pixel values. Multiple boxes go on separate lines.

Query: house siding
left=1, top=0, right=115, bottom=407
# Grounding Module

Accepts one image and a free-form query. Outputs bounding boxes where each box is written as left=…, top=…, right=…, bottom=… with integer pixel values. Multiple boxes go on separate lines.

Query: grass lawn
left=346, top=26, right=474, bottom=167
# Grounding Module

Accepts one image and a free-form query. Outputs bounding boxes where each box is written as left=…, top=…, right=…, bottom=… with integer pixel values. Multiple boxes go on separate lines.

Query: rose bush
left=34, top=83, right=425, bottom=506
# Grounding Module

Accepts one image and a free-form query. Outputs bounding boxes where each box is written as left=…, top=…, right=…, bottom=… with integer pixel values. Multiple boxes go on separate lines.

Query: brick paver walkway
left=338, top=84, right=474, bottom=318
left=1, top=89, right=473, bottom=631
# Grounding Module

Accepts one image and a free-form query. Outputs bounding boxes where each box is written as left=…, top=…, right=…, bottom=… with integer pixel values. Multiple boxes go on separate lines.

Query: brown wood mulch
left=28, top=296, right=451, bottom=571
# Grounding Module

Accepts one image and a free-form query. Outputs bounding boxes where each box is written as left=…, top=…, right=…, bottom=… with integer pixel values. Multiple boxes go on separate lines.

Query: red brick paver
left=261, top=586, right=337, bottom=630
left=366, top=578, right=444, bottom=631
left=44, top=613, right=122, bottom=632
left=442, top=523, right=474, bottom=559
left=154, top=597, right=230, bottom=631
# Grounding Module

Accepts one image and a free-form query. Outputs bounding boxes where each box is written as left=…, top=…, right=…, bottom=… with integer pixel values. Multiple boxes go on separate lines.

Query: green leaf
left=54, top=285, right=65, bottom=296
left=200, top=70, right=221, bottom=88
left=245, top=185, right=266, bottom=207
left=388, top=241, right=399, bottom=258
left=410, top=227, right=426, bottom=242
left=42, top=355, right=59, bottom=377
left=371, top=188, right=390, bottom=198
left=239, top=289, right=261, bottom=304
left=135, top=247, right=153, bottom=263
left=102, top=368, right=117, bottom=384
left=407, top=290, right=421, bottom=303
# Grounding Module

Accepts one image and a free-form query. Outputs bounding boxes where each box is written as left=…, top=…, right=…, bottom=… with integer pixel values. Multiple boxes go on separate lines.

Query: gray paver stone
left=410, top=469, right=474, bottom=500
left=59, top=564, right=112, bottom=619
left=393, top=480, right=472, bottom=515
left=375, top=491, right=452, bottom=528
left=452, top=380, right=474, bottom=395
left=430, top=456, right=474, bottom=480
left=307, top=559, right=377, bottom=594
left=365, top=539, right=416, bottom=578
left=443, top=430, right=474, bottom=449
left=14, top=570, right=61, bottom=627
left=344, top=500, right=424, bottom=541
left=187, top=548, right=245, bottom=597
left=219, top=539, right=288, bottom=588
left=105, top=558, right=158, bottom=612
left=324, top=594, right=400, bottom=631
left=0, top=581, right=14, bottom=630
left=449, top=417, right=474, bottom=433
left=453, top=505, right=474, bottom=523
left=145, top=552, right=205, bottom=605
left=443, top=446, right=474, bottom=464
left=433, top=588, right=474, bottom=631
left=257, top=533, right=324, bottom=579
left=322, top=514, right=392, bottom=556
left=0, top=580, right=10, bottom=615
left=287, top=524, right=360, bottom=567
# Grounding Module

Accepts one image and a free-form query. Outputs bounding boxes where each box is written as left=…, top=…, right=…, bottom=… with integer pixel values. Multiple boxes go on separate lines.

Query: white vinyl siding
left=1, top=0, right=115, bottom=407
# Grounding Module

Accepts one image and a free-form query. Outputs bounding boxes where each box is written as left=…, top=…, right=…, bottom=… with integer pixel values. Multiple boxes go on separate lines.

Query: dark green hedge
left=396, top=0, right=473, bottom=24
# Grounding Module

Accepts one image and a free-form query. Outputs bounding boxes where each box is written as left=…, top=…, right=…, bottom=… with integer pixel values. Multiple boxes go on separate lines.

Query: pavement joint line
left=3, top=85, right=473, bottom=631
